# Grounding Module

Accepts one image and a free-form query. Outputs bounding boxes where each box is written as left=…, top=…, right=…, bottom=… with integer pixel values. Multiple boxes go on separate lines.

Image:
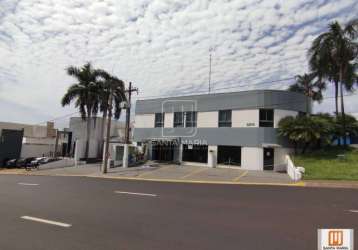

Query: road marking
left=114, top=191, right=157, bottom=197
left=181, top=167, right=207, bottom=179
left=137, top=166, right=171, bottom=178
left=21, top=216, right=71, bottom=228
left=18, top=183, right=39, bottom=186
left=348, top=210, right=358, bottom=213
left=233, top=170, right=248, bottom=182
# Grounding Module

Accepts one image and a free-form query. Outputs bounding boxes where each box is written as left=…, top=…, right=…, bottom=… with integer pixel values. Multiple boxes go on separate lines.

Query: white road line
left=21, top=216, right=72, bottom=228
left=18, top=183, right=39, bottom=186
left=114, top=191, right=157, bottom=197
left=348, top=209, right=358, bottom=213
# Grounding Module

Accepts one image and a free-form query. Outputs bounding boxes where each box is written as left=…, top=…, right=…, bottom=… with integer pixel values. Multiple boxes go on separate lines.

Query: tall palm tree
left=96, top=70, right=126, bottom=158
left=288, top=73, right=326, bottom=114
left=308, top=19, right=358, bottom=146
left=61, top=63, right=102, bottom=159
left=97, top=71, right=126, bottom=173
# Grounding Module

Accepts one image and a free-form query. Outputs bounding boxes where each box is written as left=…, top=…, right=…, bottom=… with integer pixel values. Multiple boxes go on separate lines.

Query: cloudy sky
left=0, top=0, right=357, bottom=127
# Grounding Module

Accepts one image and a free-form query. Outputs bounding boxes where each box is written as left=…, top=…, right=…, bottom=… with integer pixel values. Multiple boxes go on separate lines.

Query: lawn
left=292, top=147, right=358, bottom=181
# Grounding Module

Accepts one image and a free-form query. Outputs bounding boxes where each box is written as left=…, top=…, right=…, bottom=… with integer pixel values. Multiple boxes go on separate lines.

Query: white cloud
left=0, top=0, right=357, bottom=127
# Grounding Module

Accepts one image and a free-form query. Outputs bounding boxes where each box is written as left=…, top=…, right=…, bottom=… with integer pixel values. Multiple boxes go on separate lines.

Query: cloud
left=0, top=0, right=357, bottom=127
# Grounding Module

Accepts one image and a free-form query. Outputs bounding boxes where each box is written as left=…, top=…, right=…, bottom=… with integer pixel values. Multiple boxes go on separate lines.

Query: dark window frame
left=259, top=109, right=274, bottom=127
left=185, top=111, right=197, bottom=127
left=218, top=110, right=232, bottom=127
left=154, top=113, right=165, bottom=128
left=173, top=112, right=184, bottom=127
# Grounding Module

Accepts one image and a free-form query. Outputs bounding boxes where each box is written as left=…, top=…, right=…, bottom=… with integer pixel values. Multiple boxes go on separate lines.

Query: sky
left=0, top=0, right=357, bottom=128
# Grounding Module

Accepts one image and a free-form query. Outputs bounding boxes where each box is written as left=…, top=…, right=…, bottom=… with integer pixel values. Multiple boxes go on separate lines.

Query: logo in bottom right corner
left=318, top=229, right=354, bottom=250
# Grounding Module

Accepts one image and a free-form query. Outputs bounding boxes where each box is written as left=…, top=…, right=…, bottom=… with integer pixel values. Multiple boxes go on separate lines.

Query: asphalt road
left=0, top=175, right=357, bottom=250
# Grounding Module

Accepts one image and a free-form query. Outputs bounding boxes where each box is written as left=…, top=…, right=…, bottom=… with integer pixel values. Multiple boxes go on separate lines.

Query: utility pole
left=123, top=82, right=138, bottom=168
left=102, top=92, right=113, bottom=174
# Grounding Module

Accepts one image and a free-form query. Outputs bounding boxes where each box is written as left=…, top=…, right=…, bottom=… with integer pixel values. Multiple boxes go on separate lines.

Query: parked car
left=30, top=157, right=48, bottom=166
left=5, top=159, right=18, bottom=168
left=16, top=157, right=36, bottom=168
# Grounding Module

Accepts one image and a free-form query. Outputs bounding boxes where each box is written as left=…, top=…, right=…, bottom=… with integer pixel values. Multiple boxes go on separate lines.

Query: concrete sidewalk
left=1, top=162, right=300, bottom=186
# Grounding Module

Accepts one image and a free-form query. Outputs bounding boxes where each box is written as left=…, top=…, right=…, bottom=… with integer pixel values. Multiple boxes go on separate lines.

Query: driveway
left=3, top=162, right=297, bottom=186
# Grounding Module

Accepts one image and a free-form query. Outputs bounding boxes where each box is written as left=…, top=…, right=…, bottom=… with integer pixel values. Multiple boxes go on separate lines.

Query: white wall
left=274, top=110, right=298, bottom=128
left=134, top=114, right=155, bottom=128
left=21, top=144, right=54, bottom=158
left=164, top=113, right=173, bottom=128
left=232, top=109, right=259, bottom=127
left=241, top=147, right=263, bottom=170
left=274, top=147, right=293, bottom=171
left=197, top=111, right=218, bottom=127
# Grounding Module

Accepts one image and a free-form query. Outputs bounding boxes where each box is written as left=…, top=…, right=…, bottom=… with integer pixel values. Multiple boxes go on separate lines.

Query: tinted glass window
left=185, top=111, right=197, bottom=127
left=174, top=112, right=184, bottom=127
left=259, top=109, right=274, bottom=127
left=182, top=144, right=208, bottom=163
left=218, top=110, right=232, bottom=127
left=154, top=113, right=164, bottom=127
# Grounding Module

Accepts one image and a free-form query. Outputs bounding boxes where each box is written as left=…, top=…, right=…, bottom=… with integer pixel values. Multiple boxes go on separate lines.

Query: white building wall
left=164, top=113, right=174, bottom=128
left=274, top=147, right=293, bottom=172
left=241, top=147, right=263, bottom=170
left=197, top=112, right=218, bottom=127
left=274, top=110, right=298, bottom=128
left=232, top=109, right=259, bottom=127
left=134, top=114, right=155, bottom=128
left=21, top=144, right=55, bottom=158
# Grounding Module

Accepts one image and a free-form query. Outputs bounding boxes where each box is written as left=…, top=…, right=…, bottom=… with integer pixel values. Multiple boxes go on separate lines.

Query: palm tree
left=97, top=71, right=126, bottom=173
left=308, top=19, right=358, bottom=146
left=278, top=115, right=333, bottom=154
left=288, top=73, right=325, bottom=114
left=96, top=70, right=126, bottom=159
left=61, top=63, right=102, bottom=159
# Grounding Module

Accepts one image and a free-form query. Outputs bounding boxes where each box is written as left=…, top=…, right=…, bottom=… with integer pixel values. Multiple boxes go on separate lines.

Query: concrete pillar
left=122, top=144, right=129, bottom=168
left=178, top=143, right=183, bottom=164
left=208, top=145, right=217, bottom=168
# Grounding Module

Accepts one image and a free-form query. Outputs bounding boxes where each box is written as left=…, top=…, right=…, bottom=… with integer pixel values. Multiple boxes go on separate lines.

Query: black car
left=16, top=157, right=36, bottom=168
left=5, top=159, right=18, bottom=168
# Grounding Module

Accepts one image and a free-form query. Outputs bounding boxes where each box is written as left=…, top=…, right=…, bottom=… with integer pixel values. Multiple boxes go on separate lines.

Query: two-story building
left=133, top=90, right=310, bottom=171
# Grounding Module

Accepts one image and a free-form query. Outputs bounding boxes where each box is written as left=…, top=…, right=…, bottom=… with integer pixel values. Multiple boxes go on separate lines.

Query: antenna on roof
left=208, top=49, right=212, bottom=93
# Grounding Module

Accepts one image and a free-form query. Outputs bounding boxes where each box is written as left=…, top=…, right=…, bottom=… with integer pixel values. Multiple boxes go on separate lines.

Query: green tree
left=61, top=63, right=102, bottom=159
left=95, top=70, right=126, bottom=157
left=278, top=115, right=333, bottom=154
left=288, top=73, right=326, bottom=113
left=333, top=114, right=358, bottom=144
left=308, top=19, right=358, bottom=146
left=97, top=71, right=126, bottom=173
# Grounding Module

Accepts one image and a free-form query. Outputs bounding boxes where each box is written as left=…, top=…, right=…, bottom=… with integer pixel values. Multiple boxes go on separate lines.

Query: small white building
left=69, top=117, right=128, bottom=160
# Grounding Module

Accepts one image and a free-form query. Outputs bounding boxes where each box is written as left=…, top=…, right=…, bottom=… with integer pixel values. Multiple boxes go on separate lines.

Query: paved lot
left=0, top=174, right=357, bottom=250
left=1, top=163, right=295, bottom=185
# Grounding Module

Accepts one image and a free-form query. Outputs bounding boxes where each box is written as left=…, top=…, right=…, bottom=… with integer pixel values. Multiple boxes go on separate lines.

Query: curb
left=0, top=171, right=305, bottom=187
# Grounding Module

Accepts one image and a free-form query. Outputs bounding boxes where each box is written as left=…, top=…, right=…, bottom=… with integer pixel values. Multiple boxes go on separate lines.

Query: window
left=185, top=111, right=197, bottom=127
left=218, top=146, right=241, bottom=166
left=218, top=110, right=232, bottom=127
left=154, top=113, right=165, bottom=127
left=182, top=144, right=208, bottom=163
left=259, top=109, right=274, bottom=127
left=174, top=112, right=184, bottom=127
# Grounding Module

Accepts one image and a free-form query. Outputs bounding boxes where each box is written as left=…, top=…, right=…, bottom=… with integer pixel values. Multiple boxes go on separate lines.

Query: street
left=0, top=175, right=357, bottom=250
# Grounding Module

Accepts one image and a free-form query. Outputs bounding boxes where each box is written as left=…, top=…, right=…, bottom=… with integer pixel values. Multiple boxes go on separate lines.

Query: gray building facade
left=133, top=90, right=309, bottom=171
